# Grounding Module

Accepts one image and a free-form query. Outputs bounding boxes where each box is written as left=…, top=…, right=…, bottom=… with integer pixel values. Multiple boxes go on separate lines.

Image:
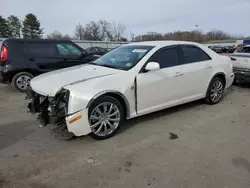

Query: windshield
left=90, top=45, right=154, bottom=70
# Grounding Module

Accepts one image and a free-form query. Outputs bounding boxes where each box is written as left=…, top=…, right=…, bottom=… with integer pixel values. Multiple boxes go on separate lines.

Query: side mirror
left=145, top=62, right=160, bottom=72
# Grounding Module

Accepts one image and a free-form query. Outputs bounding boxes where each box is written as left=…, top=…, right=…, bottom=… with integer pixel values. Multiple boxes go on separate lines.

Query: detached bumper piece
left=26, top=86, right=75, bottom=140
left=233, top=67, right=250, bottom=83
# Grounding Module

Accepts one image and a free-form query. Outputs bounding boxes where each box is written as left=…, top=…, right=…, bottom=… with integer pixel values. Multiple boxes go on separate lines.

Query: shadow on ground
left=232, top=157, right=250, bottom=173
left=119, top=99, right=204, bottom=134
left=0, top=120, right=35, bottom=150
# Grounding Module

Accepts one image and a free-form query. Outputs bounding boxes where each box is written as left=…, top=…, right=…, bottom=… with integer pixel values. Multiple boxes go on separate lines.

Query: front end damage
left=26, top=86, right=75, bottom=140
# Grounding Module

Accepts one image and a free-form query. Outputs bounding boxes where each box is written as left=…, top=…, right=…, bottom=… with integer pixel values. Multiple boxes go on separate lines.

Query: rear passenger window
left=150, top=47, right=179, bottom=68
left=26, top=43, right=56, bottom=57
left=181, top=45, right=211, bottom=64
left=56, top=43, right=82, bottom=56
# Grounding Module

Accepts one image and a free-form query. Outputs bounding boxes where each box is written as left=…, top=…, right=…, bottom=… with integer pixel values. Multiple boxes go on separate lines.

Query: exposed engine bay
left=26, top=86, right=75, bottom=139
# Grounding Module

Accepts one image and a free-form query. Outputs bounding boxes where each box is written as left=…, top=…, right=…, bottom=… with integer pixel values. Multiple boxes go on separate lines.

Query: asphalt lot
left=1, top=84, right=250, bottom=188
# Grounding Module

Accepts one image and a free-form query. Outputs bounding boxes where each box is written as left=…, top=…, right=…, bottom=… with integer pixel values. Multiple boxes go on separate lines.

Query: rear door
left=54, top=42, right=86, bottom=68
left=178, top=44, right=213, bottom=97
left=25, top=42, right=59, bottom=75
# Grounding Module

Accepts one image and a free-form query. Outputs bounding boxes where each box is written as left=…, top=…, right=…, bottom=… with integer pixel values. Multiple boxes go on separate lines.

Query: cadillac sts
left=26, top=41, right=235, bottom=140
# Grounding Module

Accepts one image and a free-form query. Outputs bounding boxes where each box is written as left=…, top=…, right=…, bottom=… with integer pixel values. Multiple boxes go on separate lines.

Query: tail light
left=1, top=45, right=8, bottom=63
left=230, top=57, right=236, bottom=61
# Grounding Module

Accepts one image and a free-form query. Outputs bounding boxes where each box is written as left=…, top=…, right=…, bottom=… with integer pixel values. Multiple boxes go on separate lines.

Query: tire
left=205, top=77, right=225, bottom=105
left=88, top=95, right=124, bottom=140
left=11, top=72, right=34, bottom=92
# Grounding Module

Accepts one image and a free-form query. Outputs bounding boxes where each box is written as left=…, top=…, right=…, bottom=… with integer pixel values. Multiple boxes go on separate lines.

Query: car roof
left=125, top=40, right=201, bottom=47
left=4, top=38, right=72, bottom=43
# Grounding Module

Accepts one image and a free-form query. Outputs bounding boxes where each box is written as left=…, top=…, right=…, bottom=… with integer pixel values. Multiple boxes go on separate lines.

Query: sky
left=1, top=0, right=250, bottom=38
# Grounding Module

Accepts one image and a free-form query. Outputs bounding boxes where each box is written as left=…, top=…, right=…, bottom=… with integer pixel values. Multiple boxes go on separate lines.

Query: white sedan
left=26, top=41, right=235, bottom=140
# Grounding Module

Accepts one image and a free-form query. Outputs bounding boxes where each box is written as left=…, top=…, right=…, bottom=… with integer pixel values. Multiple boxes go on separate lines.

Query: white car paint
left=29, top=41, right=235, bottom=137
left=230, top=45, right=250, bottom=69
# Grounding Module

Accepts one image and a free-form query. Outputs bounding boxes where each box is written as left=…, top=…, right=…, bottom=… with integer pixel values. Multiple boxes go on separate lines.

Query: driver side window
left=149, top=47, right=179, bottom=69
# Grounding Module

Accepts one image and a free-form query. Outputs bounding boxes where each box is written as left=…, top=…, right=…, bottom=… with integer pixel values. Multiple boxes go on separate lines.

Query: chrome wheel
left=89, top=102, right=121, bottom=137
left=16, top=75, right=31, bottom=90
left=210, top=80, right=223, bottom=103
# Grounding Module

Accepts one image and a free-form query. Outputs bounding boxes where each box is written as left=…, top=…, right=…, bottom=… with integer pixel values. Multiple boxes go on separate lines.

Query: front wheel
left=88, top=96, right=124, bottom=140
left=205, top=77, right=225, bottom=105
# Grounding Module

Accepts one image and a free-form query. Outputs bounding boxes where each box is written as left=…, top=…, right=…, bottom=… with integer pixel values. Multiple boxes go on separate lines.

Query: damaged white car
left=26, top=41, right=235, bottom=140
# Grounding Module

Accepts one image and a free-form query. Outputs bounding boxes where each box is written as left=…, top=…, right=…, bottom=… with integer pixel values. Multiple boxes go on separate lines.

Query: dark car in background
left=224, top=46, right=235, bottom=53
left=0, top=39, right=100, bottom=92
left=210, top=45, right=224, bottom=53
left=85, top=46, right=108, bottom=56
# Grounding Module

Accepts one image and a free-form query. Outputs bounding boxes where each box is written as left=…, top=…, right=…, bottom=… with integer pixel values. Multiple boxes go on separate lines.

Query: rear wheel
left=11, top=72, right=33, bottom=92
left=88, top=96, right=124, bottom=140
left=205, top=77, right=225, bottom=105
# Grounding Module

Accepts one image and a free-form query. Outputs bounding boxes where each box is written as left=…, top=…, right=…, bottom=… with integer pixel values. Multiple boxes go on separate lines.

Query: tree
left=7, top=15, right=21, bottom=38
left=129, top=30, right=135, bottom=41
left=107, top=22, right=126, bottom=41
left=84, top=20, right=111, bottom=41
left=22, top=13, right=43, bottom=39
left=46, top=30, right=71, bottom=40
left=74, top=23, right=85, bottom=40
left=0, top=16, right=11, bottom=38
left=111, top=22, right=126, bottom=41
left=135, top=32, right=163, bottom=41
left=205, top=30, right=233, bottom=41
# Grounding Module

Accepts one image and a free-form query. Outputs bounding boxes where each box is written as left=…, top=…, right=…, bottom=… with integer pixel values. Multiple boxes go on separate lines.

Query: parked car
left=26, top=41, right=235, bottom=140
left=0, top=39, right=100, bottom=92
left=85, top=46, right=108, bottom=56
left=210, top=45, right=223, bottom=53
left=223, top=46, right=235, bottom=53
left=230, top=45, right=250, bottom=83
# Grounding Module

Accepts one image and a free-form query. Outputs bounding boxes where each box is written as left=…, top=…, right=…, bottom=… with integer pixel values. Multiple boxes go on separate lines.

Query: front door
left=136, top=45, right=188, bottom=115
left=55, top=42, right=86, bottom=69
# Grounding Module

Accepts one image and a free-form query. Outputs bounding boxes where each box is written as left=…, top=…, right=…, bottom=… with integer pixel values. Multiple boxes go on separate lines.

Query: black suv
left=0, top=39, right=100, bottom=92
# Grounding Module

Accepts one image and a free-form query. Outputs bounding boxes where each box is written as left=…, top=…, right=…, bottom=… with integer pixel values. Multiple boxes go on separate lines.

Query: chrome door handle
left=205, top=65, right=212, bottom=69
left=174, top=72, right=184, bottom=77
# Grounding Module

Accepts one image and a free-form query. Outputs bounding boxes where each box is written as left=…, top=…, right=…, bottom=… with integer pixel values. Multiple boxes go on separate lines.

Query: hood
left=30, top=64, right=122, bottom=96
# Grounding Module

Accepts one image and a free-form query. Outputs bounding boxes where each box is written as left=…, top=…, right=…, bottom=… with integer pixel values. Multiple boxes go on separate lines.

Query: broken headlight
left=54, top=88, right=70, bottom=117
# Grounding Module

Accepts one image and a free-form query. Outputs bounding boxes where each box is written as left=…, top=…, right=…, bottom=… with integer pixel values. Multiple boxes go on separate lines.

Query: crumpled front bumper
left=26, top=86, right=92, bottom=137
left=26, top=86, right=53, bottom=126
left=233, top=67, right=250, bottom=83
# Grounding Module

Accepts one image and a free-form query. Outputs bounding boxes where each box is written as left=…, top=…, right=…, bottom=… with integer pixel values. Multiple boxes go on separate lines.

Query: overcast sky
left=2, top=0, right=250, bottom=38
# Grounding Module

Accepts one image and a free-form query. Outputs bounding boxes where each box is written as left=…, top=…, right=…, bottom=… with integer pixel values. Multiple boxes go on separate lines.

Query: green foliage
left=7, top=15, right=21, bottom=38
left=0, top=16, right=11, bottom=38
left=22, top=13, right=43, bottom=39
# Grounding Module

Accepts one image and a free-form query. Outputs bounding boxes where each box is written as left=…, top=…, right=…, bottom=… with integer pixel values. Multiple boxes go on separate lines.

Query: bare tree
left=129, top=30, right=135, bottom=41
left=74, top=23, right=85, bottom=40
left=108, top=22, right=126, bottom=41
left=135, top=29, right=239, bottom=42
left=135, top=32, right=163, bottom=41
left=83, top=20, right=111, bottom=41
left=205, top=30, right=233, bottom=41
left=46, top=30, right=71, bottom=40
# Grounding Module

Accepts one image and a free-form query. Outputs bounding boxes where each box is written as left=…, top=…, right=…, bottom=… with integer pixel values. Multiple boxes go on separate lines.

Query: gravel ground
left=1, top=84, right=250, bottom=188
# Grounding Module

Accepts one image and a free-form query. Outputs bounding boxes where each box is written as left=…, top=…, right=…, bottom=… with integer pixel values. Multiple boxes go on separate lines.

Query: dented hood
left=30, top=64, right=122, bottom=96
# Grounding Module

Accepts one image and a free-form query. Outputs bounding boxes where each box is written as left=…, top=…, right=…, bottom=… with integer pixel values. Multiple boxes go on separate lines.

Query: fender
left=206, top=72, right=226, bottom=94
left=86, top=90, right=131, bottom=118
